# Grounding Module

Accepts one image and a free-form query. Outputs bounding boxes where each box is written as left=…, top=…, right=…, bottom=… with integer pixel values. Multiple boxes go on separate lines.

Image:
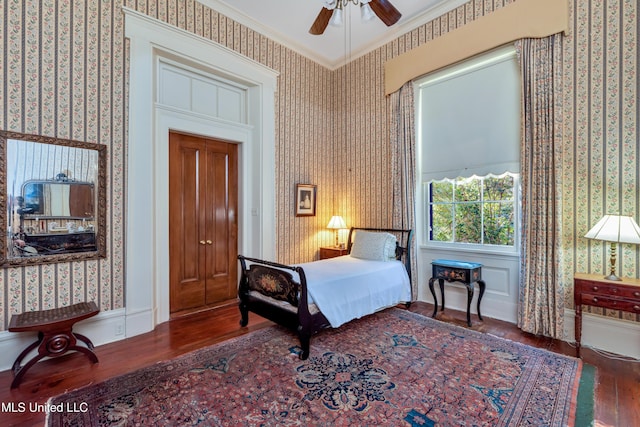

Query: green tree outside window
left=429, top=174, right=516, bottom=247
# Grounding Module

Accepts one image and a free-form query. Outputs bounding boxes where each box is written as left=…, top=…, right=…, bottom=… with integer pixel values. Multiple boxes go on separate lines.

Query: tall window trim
left=416, top=46, right=521, bottom=255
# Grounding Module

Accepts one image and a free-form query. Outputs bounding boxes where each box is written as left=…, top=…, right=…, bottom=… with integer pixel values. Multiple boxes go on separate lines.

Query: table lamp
left=584, top=214, right=640, bottom=281
left=327, top=215, right=347, bottom=248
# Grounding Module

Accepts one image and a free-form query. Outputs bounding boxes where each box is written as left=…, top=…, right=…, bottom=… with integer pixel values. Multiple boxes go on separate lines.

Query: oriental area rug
left=47, top=309, right=592, bottom=426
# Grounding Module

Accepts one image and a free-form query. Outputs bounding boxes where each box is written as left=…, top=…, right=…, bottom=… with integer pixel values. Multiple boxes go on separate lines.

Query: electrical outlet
left=115, top=323, right=125, bottom=336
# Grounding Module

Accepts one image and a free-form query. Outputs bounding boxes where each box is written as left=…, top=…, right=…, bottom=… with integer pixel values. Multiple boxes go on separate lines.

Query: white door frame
left=124, top=7, right=278, bottom=336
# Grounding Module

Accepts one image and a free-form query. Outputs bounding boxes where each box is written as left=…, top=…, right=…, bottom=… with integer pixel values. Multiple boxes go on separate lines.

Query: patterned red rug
left=47, top=309, right=587, bottom=426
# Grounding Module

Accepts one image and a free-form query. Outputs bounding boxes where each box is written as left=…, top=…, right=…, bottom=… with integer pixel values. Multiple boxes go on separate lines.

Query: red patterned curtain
left=516, top=35, right=565, bottom=338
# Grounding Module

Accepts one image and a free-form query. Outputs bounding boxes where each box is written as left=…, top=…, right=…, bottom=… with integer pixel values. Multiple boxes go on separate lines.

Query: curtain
left=516, top=35, right=564, bottom=338
left=389, top=81, right=418, bottom=300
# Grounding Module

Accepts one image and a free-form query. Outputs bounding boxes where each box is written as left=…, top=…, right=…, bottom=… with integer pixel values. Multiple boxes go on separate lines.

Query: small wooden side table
left=319, top=246, right=349, bottom=260
left=8, top=301, right=100, bottom=388
left=574, top=273, right=640, bottom=358
left=429, top=259, right=486, bottom=327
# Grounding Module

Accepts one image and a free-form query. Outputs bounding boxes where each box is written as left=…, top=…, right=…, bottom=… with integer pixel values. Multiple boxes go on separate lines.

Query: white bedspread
left=296, top=255, right=411, bottom=328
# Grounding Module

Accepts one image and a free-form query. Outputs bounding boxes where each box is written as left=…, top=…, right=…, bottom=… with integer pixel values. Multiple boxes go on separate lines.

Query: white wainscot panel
left=218, top=86, right=244, bottom=123
left=157, top=60, right=247, bottom=125
left=159, top=67, right=191, bottom=110
left=418, top=248, right=520, bottom=324
left=479, top=264, right=518, bottom=323
left=192, top=79, right=218, bottom=117
left=482, top=266, right=510, bottom=295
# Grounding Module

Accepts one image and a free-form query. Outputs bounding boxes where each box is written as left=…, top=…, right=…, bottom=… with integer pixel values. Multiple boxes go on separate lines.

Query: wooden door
left=169, top=132, right=238, bottom=313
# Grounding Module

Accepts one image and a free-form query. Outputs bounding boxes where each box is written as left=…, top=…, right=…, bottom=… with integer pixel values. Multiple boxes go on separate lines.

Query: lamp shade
left=584, top=215, right=640, bottom=244
left=327, top=215, right=347, bottom=230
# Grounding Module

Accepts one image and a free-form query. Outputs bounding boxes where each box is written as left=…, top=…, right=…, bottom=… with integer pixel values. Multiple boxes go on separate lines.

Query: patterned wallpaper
left=563, top=0, right=639, bottom=321
left=0, top=0, right=125, bottom=328
left=0, top=0, right=637, bottom=328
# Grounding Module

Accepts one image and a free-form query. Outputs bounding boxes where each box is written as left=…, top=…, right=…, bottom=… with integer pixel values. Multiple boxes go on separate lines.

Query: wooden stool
left=8, top=301, right=100, bottom=388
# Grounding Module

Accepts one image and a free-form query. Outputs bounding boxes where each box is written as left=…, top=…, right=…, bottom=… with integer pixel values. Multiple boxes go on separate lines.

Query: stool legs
left=74, top=332, right=97, bottom=351
left=11, top=329, right=98, bottom=389
left=11, top=334, right=44, bottom=388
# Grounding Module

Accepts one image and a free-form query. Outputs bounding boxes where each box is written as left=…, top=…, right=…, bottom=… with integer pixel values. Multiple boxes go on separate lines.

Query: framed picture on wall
left=295, top=184, right=316, bottom=217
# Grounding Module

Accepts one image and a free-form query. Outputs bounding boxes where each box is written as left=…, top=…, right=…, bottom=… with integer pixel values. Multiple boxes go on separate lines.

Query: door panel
left=205, top=143, right=237, bottom=304
left=169, top=132, right=238, bottom=313
left=169, top=135, right=205, bottom=311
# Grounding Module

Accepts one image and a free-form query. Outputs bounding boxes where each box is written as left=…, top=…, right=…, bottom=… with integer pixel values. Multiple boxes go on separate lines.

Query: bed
left=237, top=227, right=413, bottom=359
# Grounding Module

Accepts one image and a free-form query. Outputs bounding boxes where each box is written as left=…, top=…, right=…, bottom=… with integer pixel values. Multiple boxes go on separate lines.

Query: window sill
left=420, top=242, right=520, bottom=260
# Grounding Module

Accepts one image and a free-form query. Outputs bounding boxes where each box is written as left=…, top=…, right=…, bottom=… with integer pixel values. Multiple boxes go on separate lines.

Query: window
left=416, top=45, right=521, bottom=251
left=429, top=173, right=517, bottom=247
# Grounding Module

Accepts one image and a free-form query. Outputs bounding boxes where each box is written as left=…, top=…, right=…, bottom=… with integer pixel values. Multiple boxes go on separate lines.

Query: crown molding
left=334, top=0, right=469, bottom=69
left=200, top=0, right=468, bottom=70
left=199, top=0, right=330, bottom=66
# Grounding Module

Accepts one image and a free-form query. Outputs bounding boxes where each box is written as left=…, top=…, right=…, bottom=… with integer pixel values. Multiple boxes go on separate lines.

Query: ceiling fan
left=310, top=0, right=402, bottom=35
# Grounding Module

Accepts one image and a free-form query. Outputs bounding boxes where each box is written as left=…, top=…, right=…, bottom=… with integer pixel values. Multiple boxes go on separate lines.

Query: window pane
left=428, top=174, right=517, bottom=248
left=431, top=181, right=453, bottom=203
left=455, top=177, right=480, bottom=202
left=485, top=175, right=514, bottom=201
left=483, top=202, right=515, bottom=245
left=455, top=203, right=481, bottom=243
left=432, top=204, right=453, bottom=242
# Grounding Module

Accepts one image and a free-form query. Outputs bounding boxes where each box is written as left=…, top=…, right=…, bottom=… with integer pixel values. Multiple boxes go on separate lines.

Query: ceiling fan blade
left=369, top=0, right=402, bottom=27
left=309, top=8, right=333, bottom=35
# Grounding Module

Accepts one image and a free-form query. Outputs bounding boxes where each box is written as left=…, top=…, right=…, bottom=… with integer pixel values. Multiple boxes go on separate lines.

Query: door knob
left=206, top=240, right=212, bottom=245
left=200, top=240, right=206, bottom=245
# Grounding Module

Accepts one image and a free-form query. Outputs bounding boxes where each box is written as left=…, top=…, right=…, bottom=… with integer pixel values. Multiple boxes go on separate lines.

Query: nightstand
left=319, top=246, right=348, bottom=260
left=574, top=273, right=640, bottom=357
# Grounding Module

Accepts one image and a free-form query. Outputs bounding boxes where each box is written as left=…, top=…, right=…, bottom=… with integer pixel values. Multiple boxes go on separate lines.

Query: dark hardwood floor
left=0, top=302, right=638, bottom=426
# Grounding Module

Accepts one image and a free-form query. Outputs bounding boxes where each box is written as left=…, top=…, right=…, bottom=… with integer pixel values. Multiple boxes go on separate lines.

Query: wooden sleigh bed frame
left=238, top=227, right=413, bottom=359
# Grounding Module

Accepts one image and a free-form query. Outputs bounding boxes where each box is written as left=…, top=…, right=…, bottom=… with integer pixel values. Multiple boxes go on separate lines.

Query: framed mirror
left=0, top=131, right=107, bottom=266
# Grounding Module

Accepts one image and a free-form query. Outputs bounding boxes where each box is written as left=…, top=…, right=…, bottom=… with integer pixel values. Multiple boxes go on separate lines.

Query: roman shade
left=418, top=46, right=520, bottom=181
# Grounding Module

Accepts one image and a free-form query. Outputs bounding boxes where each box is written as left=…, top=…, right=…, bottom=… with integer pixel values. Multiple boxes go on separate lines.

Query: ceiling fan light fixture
left=323, top=0, right=337, bottom=10
left=329, top=6, right=343, bottom=27
left=310, top=0, right=402, bottom=35
left=360, top=3, right=375, bottom=21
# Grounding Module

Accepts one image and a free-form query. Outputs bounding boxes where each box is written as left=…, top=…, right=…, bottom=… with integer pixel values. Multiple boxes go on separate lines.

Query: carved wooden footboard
left=237, top=256, right=329, bottom=359
left=237, top=227, right=413, bottom=360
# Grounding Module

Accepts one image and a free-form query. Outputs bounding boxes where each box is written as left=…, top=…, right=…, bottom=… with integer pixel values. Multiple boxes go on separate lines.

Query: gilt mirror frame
left=0, top=130, right=107, bottom=266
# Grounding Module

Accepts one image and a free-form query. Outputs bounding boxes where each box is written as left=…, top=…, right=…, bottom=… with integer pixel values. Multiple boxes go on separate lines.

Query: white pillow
left=349, top=231, right=397, bottom=261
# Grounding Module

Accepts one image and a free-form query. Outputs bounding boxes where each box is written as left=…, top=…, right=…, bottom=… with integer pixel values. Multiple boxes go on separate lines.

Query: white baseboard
left=563, top=308, right=640, bottom=360
left=125, top=307, right=156, bottom=338
left=0, top=308, right=128, bottom=373
left=419, top=293, right=640, bottom=360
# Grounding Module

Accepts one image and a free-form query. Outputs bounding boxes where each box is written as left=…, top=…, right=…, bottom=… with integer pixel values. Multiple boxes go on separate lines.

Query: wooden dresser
left=574, top=273, right=640, bottom=357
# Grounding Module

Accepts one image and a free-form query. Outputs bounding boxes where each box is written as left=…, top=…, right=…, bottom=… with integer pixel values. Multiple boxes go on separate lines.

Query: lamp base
left=605, top=244, right=622, bottom=281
